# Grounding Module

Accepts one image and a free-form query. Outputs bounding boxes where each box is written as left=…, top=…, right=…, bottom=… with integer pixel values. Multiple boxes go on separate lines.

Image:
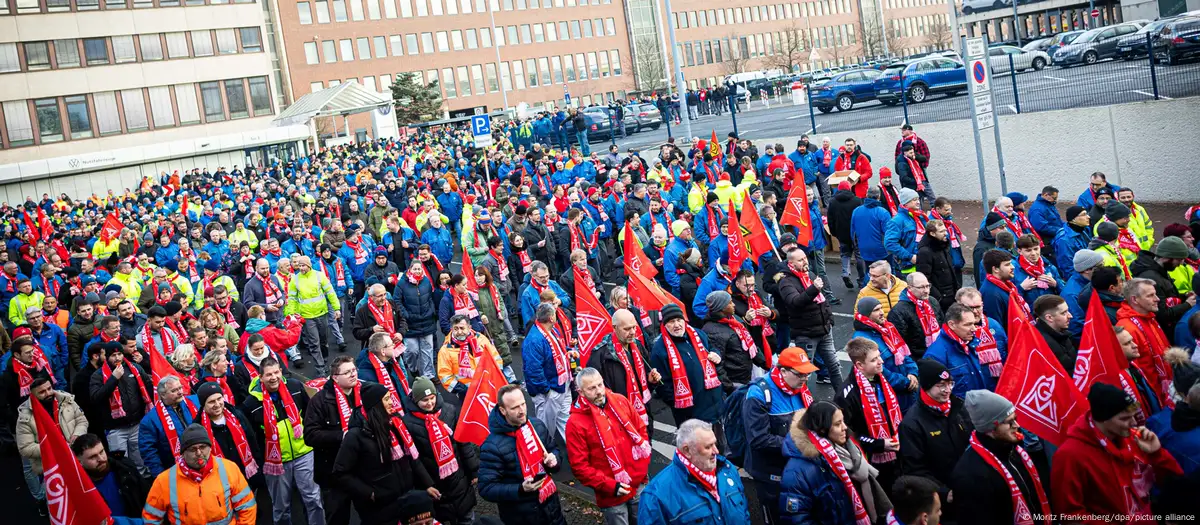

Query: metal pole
left=900, top=70, right=909, bottom=124
left=1011, top=1, right=1022, bottom=46
left=985, top=35, right=1008, bottom=194
left=487, top=1, right=510, bottom=112
left=1087, top=0, right=1095, bottom=28
left=663, top=0, right=692, bottom=143
left=610, top=112, right=617, bottom=147
left=964, top=35, right=990, bottom=215
left=728, top=84, right=739, bottom=138
left=1008, top=54, right=1021, bottom=113
left=1146, top=33, right=1160, bottom=99
left=806, top=84, right=817, bottom=134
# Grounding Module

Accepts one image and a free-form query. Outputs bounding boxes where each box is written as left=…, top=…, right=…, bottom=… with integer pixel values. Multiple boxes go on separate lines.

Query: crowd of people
left=1, top=116, right=1200, bottom=525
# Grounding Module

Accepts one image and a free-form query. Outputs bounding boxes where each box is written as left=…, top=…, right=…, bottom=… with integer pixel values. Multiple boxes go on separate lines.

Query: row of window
left=309, top=48, right=623, bottom=100
left=0, top=76, right=272, bottom=149
left=299, top=18, right=616, bottom=65
left=295, top=0, right=612, bottom=25
left=884, top=0, right=947, bottom=9
left=678, top=26, right=856, bottom=69
left=670, top=0, right=945, bottom=30
left=0, top=0, right=252, bottom=15
left=0, top=28, right=262, bottom=74
left=890, top=14, right=949, bottom=39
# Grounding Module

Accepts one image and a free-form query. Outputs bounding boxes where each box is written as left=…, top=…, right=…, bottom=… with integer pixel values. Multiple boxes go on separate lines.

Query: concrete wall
left=762, top=97, right=1200, bottom=204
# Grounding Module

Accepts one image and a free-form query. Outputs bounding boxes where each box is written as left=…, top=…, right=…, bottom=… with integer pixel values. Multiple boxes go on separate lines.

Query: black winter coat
left=395, top=278, right=437, bottom=337
left=208, top=404, right=263, bottom=483
left=333, top=412, right=436, bottom=525
left=887, top=296, right=945, bottom=360
left=777, top=270, right=832, bottom=337
left=585, top=335, right=652, bottom=402
left=730, top=287, right=778, bottom=359
left=353, top=299, right=410, bottom=344
left=826, top=189, right=861, bottom=245
left=702, top=313, right=766, bottom=389
left=1036, top=320, right=1078, bottom=376
left=303, top=380, right=356, bottom=485
left=916, top=234, right=961, bottom=311
left=836, top=376, right=900, bottom=458
left=899, top=396, right=972, bottom=504
left=88, top=361, right=153, bottom=430
left=677, top=261, right=705, bottom=323
left=477, top=410, right=565, bottom=525
left=401, top=395, right=480, bottom=524
left=104, top=453, right=153, bottom=520
left=950, top=433, right=1045, bottom=525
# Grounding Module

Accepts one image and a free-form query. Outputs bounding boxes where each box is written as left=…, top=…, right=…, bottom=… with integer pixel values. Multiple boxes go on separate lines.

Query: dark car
left=1053, top=21, right=1148, bottom=66
left=1115, top=18, right=1180, bottom=60
left=581, top=107, right=637, bottom=141
left=810, top=69, right=884, bottom=112
left=1157, top=16, right=1200, bottom=64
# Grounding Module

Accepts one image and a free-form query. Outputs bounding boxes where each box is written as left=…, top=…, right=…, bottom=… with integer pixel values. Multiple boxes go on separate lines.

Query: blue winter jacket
left=419, top=226, right=453, bottom=266
left=641, top=210, right=675, bottom=238
left=884, top=210, right=924, bottom=272
left=662, top=236, right=697, bottom=295
left=1175, top=304, right=1200, bottom=350
left=477, top=409, right=565, bottom=525
left=800, top=198, right=826, bottom=252
left=337, top=237, right=377, bottom=283
left=1146, top=408, right=1200, bottom=477
left=438, top=292, right=486, bottom=335
left=436, top=192, right=464, bottom=227
left=582, top=201, right=611, bottom=240
left=692, top=205, right=726, bottom=247
left=980, top=278, right=1018, bottom=324
left=1011, top=256, right=1062, bottom=305
left=1076, top=182, right=1120, bottom=209
left=281, top=237, right=316, bottom=261
left=518, top=280, right=571, bottom=327
left=395, top=278, right=437, bottom=338
left=743, top=376, right=810, bottom=483
left=138, top=396, right=200, bottom=476
left=789, top=150, right=818, bottom=185
left=850, top=199, right=891, bottom=261
left=521, top=324, right=570, bottom=396
left=779, top=429, right=857, bottom=525
left=572, top=162, right=599, bottom=184
left=1052, top=226, right=1091, bottom=283
left=1061, top=273, right=1091, bottom=341
left=853, top=326, right=918, bottom=411
left=692, top=269, right=733, bottom=319
left=31, top=324, right=68, bottom=386
left=924, top=323, right=1005, bottom=399
left=1027, top=195, right=1064, bottom=241
left=154, top=244, right=179, bottom=267
left=354, top=348, right=410, bottom=388
left=639, top=454, right=750, bottom=525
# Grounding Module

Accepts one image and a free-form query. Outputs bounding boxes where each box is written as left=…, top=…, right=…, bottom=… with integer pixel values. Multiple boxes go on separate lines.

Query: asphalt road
left=606, top=55, right=1200, bottom=149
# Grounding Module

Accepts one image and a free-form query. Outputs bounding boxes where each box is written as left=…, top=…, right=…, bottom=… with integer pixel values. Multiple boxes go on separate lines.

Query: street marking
left=806, top=124, right=822, bottom=134
left=786, top=114, right=806, bottom=120
left=1007, top=104, right=1017, bottom=114
left=832, top=312, right=852, bottom=318
left=1044, top=76, right=1069, bottom=82
left=1131, top=90, right=1172, bottom=100
left=654, top=421, right=677, bottom=433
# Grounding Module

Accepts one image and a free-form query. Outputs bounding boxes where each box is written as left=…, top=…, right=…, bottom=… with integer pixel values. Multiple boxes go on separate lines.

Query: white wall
left=761, top=97, right=1200, bottom=204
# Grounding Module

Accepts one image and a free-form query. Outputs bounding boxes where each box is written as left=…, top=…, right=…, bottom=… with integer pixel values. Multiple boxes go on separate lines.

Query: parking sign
left=470, top=114, right=491, bottom=136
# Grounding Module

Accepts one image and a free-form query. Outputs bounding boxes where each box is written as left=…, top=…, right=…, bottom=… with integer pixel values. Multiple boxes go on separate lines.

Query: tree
left=723, top=33, right=756, bottom=76
left=766, top=23, right=808, bottom=73
left=925, top=22, right=954, bottom=51
left=861, top=24, right=888, bottom=58
left=632, top=35, right=669, bottom=93
left=391, top=72, right=443, bottom=125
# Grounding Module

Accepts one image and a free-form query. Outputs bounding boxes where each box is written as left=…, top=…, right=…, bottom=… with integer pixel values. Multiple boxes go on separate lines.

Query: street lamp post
left=662, top=0, right=692, bottom=143
left=487, top=0, right=510, bottom=112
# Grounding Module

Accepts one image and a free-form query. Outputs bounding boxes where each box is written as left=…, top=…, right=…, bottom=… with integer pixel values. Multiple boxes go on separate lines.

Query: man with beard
left=89, top=340, right=154, bottom=475
left=834, top=138, right=873, bottom=198
left=649, top=303, right=725, bottom=433
left=193, top=382, right=262, bottom=484
left=478, top=384, right=565, bottom=525
left=364, top=246, right=401, bottom=294
left=402, top=377, right=480, bottom=525
left=143, top=423, right=257, bottom=525
left=15, top=374, right=89, bottom=508
left=115, top=299, right=146, bottom=340
left=518, top=262, right=571, bottom=328
left=899, top=359, right=972, bottom=520
left=73, top=433, right=150, bottom=523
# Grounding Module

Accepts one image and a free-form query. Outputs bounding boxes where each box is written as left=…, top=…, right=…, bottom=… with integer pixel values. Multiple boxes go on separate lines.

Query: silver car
left=624, top=103, right=663, bottom=132
left=987, top=45, right=1051, bottom=72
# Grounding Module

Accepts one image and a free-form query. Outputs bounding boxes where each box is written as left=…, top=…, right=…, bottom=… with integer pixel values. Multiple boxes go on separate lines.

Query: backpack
left=720, top=377, right=769, bottom=468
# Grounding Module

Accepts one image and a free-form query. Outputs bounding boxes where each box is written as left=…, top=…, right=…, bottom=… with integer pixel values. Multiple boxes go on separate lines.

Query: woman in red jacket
left=565, top=368, right=651, bottom=522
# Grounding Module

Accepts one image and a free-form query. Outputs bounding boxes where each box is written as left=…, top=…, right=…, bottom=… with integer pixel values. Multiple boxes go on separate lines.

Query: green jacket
left=283, top=270, right=339, bottom=319
left=8, top=292, right=45, bottom=326
left=245, top=377, right=313, bottom=463
left=194, top=275, right=238, bottom=310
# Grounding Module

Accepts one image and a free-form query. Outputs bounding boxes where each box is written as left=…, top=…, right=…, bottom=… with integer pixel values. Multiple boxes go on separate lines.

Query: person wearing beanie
left=1052, top=382, right=1183, bottom=521
left=898, top=359, right=972, bottom=519
left=700, top=289, right=766, bottom=389
left=648, top=302, right=725, bottom=426
left=854, top=293, right=920, bottom=409
left=88, top=337, right=154, bottom=476
left=973, top=211, right=1011, bottom=285
left=875, top=167, right=903, bottom=215
left=1086, top=186, right=1116, bottom=227
left=1130, top=236, right=1197, bottom=336
left=1053, top=205, right=1094, bottom=281
left=949, top=389, right=1050, bottom=525
left=363, top=244, right=400, bottom=295
left=692, top=191, right=727, bottom=250
left=302, top=355, right=364, bottom=525
left=193, top=379, right=261, bottom=482
left=661, top=215, right=698, bottom=297
left=400, top=374, right=479, bottom=525
left=885, top=186, right=928, bottom=276
left=144, top=423, right=257, bottom=525
left=895, top=141, right=933, bottom=208
left=1091, top=220, right=1135, bottom=278
left=1057, top=249, right=1104, bottom=341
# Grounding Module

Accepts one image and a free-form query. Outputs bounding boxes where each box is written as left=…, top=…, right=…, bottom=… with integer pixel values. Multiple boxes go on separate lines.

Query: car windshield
left=882, top=64, right=906, bottom=76
left=1022, top=38, right=1048, bottom=50
left=1075, top=30, right=1103, bottom=43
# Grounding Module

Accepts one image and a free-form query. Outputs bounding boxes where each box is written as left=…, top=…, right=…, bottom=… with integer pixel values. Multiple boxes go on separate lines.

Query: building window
left=362, top=75, right=377, bottom=91
left=92, top=92, right=122, bottom=134
left=121, top=89, right=148, bottom=131
left=420, top=33, right=433, bottom=53
left=215, top=30, right=238, bottom=55
left=0, top=44, right=20, bottom=73
left=315, top=0, right=331, bottom=22
left=77, top=0, right=100, bottom=9
left=54, top=40, right=80, bottom=68
left=512, top=60, right=525, bottom=89
left=240, top=28, right=262, bottom=52
left=466, top=29, right=478, bottom=49
left=399, top=0, right=411, bottom=16
left=485, top=63, right=498, bottom=92
left=380, top=74, right=392, bottom=91
left=598, top=51, right=609, bottom=77
left=406, top=34, right=419, bottom=55
left=373, top=36, right=386, bottom=58
left=333, top=0, right=347, bottom=21
left=366, top=0, right=380, bottom=18
left=569, top=20, right=580, bottom=39
left=457, top=65, right=470, bottom=96
left=581, top=20, right=593, bottom=38
left=575, top=52, right=586, bottom=80
left=610, top=49, right=621, bottom=75
left=471, top=64, right=484, bottom=94
left=321, top=40, right=336, bottom=62
left=191, top=32, right=214, bottom=57
left=112, top=36, right=137, bottom=63
left=520, top=25, right=531, bottom=44
left=356, top=37, right=370, bottom=59
left=298, top=2, right=313, bottom=23
left=537, top=57, right=549, bottom=85
left=605, top=18, right=615, bottom=36
left=557, top=21, right=568, bottom=40
left=304, top=42, right=320, bottom=64
left=199, top=82, right=224, bottom=122
left=500, top=61, right=512, bottom=91
left=550, top=55, right=562, bottom=83
left=165, top=33, right=189, bottom=58
left=442, top=68, right=455, bottom=98
left=451, top=30, right=463, bottom=51
left=225, top=79, right=248, bottom=119
left=310, top=81, right=324, bottom=93
left=389, top=35, right=403, bottom=56
left=140, top=35, right=164, bottom=61
left=436, top=31, right=448, bottom=52
left=480, top=28, right=492, bottom=48
left=24, top=42, right=51, bottom=71
left=525, top=58, right=537, bottom=87
left=545, top=23, right=556, bottom=42
left=146, top=86, right=175, bottom=128
left=34, top=99, right=63, bottom=143
left=564, top=54, right=575, bottom=81
left=4, top=101, right=34, bottom=146
left=339, top=39, right=354, bottom=61
left=533, top=24, right=544, bottom=43
left=415, top=0, right=426, bottom=15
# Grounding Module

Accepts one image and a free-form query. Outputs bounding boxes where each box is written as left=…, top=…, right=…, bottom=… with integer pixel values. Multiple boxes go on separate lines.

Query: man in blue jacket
left=663, top=221, right=698, bottom=297
left=436, top=180, right=464, bottom=238
left=518, top=262, right=572, bottom=327
left=743, top=347, right=818, bottom=525
left=1063, top=249, right=1104, bottom=341
left=639, top=418, right=750, bottom=525
left=692, top=259, right=735, bottom=319
left=884, top=188, right=926, bottom=276
left=925, top=304, right=996, bottom=399
left=1028, top=186, right=1064, bottom=243
left=137, top=376, right=199, bottom=477
left=852, top=187, right=893, bottom=285
left=522, top=303, right=574, bottom=443
left=1053, top=206, right=1093, bottom=282
left=692, top=193, right=726, bottom=250
left=24, top=307, right=68, bottom=386
left=1077, top=171, right=1121, bottom=209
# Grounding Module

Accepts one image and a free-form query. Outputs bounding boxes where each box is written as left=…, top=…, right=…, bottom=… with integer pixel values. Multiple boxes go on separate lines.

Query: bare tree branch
left=765, top=22, right=808, bottom=73
left=925, top=22, right=953, bottom=50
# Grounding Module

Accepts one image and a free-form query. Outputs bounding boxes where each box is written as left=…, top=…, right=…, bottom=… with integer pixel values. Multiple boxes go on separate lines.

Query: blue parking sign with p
left=471, top=115, right=491, bottom=136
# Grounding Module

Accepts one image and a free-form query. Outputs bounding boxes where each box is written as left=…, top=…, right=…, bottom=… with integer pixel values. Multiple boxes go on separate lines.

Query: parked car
left=1022, top=36, right=1057, bottom=52
left=961, top=0, right=1010, bottom=15
left=1156, top=16, right=1200, bottom=64
left=987, top=45, right=1051, bottom=72
left=624, top=103, right=663, bottom=131
left=576, top=108, right=626, bottom=142
left=1118, top=16, right=1192, bottom=60
left=1045, top=30, right=1087, bottom=58
left=873, top=57, right=968, bottom=105
left=1053, top=21, right=1148, bottom=66
left=809, top=69, right=884, bottom=112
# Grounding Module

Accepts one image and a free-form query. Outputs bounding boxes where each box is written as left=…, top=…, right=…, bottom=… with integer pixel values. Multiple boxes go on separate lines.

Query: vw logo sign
left=68, top=158, right=80, bottom=169
left=378, top=105, right=392, bottom=115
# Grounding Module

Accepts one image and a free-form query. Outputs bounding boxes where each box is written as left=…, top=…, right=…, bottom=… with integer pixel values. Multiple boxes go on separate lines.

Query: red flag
left=626, top=264, right=686, bottom=321
left=146, top=344, right=187, bottom=394
left=180, top=196, right=189, bottom=219
left=1075, top=291, right=1146, bottom=410
left=24, top=211, right=39, bottom=243
left=99, top=213, right=123, bottom=243
left=739, top=193, right=776, bottom=262
left=37, top=207, right=53, bottom=241
left=460, top=251, right=479, bottom=292
left=32, top=398, right=113, bottom=525
left=623, top=222, right=658, bottom=280
left=574, top=274, right=613, bottom=367
left=995, top=317, right=1088, bottom=446
left=780, top=180, right=812, bottom=247
left=726, top=201, right=747, bottom=271
left=1007, top=291, right=1034, bottom=329
left=454, top=344, right=505, bottom=446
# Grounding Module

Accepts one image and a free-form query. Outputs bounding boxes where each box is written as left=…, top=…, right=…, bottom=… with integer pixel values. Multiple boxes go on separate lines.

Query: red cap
left=718, top=173, right=730, bottom=182
left=13, top=326, right=31, bottom=340
left=777, top=347, right=819, bottom=373
left=879, top=167, right=892, bottom=177
left=587, top=187, right=599, bottom=199
left=837, top=181, right=852, bottom=191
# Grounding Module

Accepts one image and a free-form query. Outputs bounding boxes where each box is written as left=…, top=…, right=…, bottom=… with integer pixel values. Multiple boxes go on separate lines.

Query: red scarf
left=569, top=221, right=597, bottom=252
left=156, top=398, right=198, bottom=464
left=345, top=238, right=368, bottom=265
left=929, top=209, right=965, bottom=248
left=879, top=183, right=899, bottom=215
left=902, top=206, right=927, bottom=242
left=573, top=265, right=596, bottom=297
left=204, top=375, right=235, bottom=402
left=986, top=275, right=1031, bottom=321
left=242, top=254, right=255, bottom=277
left=705, top=205, right=720, bottom=240
left=176, top=454, right=214, bottom=484
left=199, top=406, right=259, bottom=478
left=1117, top=226, right=1141, bottom=254
left=718, top=315, right=758, bottom=359
left=517, top=249, right=533, bottom=273
left=100, top=361, right=151, bottom=419
left=790, top=267, right=825, bottom=304
left=920, top=389, right=950, bottom=417
left=578, top=392, right=651, bottom=486
left=369, top=351, right=411, bottom=397
left=1017, top=255, right=1046, bottom=278
left=261, top=380, right=303, bottom=476
left=676, top=450, right=721, bottom=503
left=770, top=367, right=814, bottom=407
left=318, top=258, right=347, bottom=288
left=975, top=318, right=1004, bottom=377
left=383, top=411, right=419, bottom=461
left=333, top=382, right=360, bottom=434
left=454, top=335, right=481, bottom=379
left=854, top=313, right=911, bottom=366
left=648, top=208, right=672, bottom=240
left=744, top=292, right=775, bottom=363
left=536, top=323, right=571, bottom=386
left=1082, top=420, right=1157, bottom=516
left=613, top=340, right=650, bottom=423
left=660, top=324, right=720, bottom=409
left=215, top=300, right=240, bottom=329
left=367, top=299, right=397, bottom=336
left=257, top=275, right=282, bottom=303
left=853, top=367, right=902, bottom=464
left=807, top=432, right=871, bottom=525
left=490, top=249, right=509, bottom=282
left=1015, top=211, right=1042, bottom=247
left=905, top=156, right=926, bottom=190
left=906, top=290, right=940, bottom=347
left=414, top=409, right=459, bottom=479
left=452, top=289, right=480, bottom=319
left=11, top=358, right=49, bottom=397
left=511, top=421, right=557, bottom=503
left=143, top=325, right=176, bottom=361
left=1126, top=313, right=1174, bottom=404
left=968, top=432, right=1052, bottom=525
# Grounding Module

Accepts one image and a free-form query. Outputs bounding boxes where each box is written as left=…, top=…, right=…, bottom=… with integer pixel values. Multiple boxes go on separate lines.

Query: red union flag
left=460, top=249, right=479, bottom=292
left=726, top=201, right=747, bottom=271
left=626, top=264, right=687, bottom=321
left=454, top=345, right=504, bottom=446
left=1075, top=291, right=1147, bottom=421
left=574, top=274, right=613, bottom=367
left=739, top=193, right=776, bottom=262
left=780, top=180, right=812, bottom=247
left=32, top=398, right=113, bottom=525
left=99, top=213, right=123, bottom=243
left=623, top=222, right=657, bottom=280
left=996, top=317, right=1088, bottom=446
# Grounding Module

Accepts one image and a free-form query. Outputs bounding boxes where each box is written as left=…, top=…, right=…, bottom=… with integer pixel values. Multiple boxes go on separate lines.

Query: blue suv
left=810, top=69, right=884, bottom=112
left=873, top=56, right=968, bottom=104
